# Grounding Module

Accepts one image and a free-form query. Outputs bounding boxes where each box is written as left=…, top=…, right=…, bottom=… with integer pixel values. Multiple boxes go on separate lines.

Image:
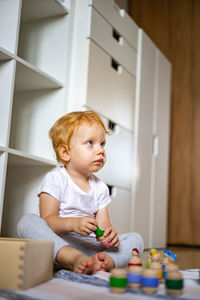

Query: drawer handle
left=108, top=119, right=120, bottom=135
left=113, top=2, right=125, bottom=17
left=112, top=29, right=123, bottom=45
left=153, top=135, right=159, bottom=156
left=111, top=58, right=122, bottom=74
left=107, top=185, right=116, bottom=197
left=108, top=120, right=116, bottom=131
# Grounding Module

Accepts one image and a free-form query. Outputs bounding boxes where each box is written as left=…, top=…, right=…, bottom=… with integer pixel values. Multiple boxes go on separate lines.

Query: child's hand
left=72, top=217, right=97, bottom=236
left=102, top=225, right=120, bottom=247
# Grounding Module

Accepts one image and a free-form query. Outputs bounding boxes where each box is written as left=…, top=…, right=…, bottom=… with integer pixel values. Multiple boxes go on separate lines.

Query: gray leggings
left=17, top=214, right=144, bottom=268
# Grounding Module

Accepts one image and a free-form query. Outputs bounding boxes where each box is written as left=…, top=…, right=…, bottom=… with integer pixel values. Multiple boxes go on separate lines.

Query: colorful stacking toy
left=109, top=248, right=184, bottom=297
left=109, top=268, right=127, bottom=294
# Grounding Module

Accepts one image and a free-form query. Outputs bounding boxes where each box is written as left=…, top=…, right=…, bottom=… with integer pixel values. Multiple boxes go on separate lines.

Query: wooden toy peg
left=165, top=270, right=184, bottom=296
left=127, top=266, right=143, bottom=290
left=141, top=269, right=159, bottom=294
left=109, top=268, right=127, bottom=294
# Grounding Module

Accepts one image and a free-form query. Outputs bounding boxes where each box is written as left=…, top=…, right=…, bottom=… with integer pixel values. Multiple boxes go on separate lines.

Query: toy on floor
left=161, top=249, right=170, bottom=271
left=165, top=270, right=184, bottom=296
left=150, top=261, right=163, bottom=282
left=109, top=268, right=127, bottom=294
left=94, top=226, right=110, bottom=247
left=150, top=248, right=161, bottom=262
left=127, top=265, right=143, bottom=290
left=128, top=248, right=142, bottom=267
left=109, top=248, right=184, bottom=296
left=141, top=269, right=159, bottom=294
left=164, top=260, right=179, bottom=279
left=146, top=256, right=152, bottom=269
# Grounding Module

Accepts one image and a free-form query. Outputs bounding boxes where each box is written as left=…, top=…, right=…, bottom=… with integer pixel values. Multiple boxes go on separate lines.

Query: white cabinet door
left=133, top=30, right=171, bottom=248
left=98, top=116, right=133, bottom=190
left=132, top=30, right=156, bottom=248
left=109, top=187, right=132, bottom=234
left=151, top=50, right=171, bottom=247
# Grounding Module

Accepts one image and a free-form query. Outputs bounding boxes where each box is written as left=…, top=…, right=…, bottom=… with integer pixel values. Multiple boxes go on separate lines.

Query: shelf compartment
left=0, top=152, right=8, bottom=233
left=0, top=47, right=14, bottom=61
left=18, top=4, right=70, bottom=82
left=0, top=59, right=15, bottom=147
left=7, top=149, right=57, bottom=167
left=15, top=58, right=63, bottom=92
left=1, top=157, right=54, bottom=237
left=0, top=0, right=21, bottom=55
left=9, top=88, right=66, bottom=160
left=21, top=0, right=69, bottom=23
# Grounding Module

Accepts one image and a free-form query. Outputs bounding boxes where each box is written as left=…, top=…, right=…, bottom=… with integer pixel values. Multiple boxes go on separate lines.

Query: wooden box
left=0, top=238, right=54, bottom=290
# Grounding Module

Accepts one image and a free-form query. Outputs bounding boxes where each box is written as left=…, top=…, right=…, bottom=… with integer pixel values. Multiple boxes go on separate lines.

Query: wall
left=130, top=0, right=200, bottom=245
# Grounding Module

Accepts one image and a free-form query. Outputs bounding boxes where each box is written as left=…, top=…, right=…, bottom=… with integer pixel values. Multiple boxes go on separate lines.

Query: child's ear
left=58, top=144, right=71, bottom=162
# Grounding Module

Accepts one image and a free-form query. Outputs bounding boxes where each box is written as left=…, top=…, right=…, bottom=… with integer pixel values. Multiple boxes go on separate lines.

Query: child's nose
left=96, top=144, right=104, bottom=154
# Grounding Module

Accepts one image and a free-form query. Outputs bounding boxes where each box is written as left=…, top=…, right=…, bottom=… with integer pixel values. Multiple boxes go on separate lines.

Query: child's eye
left=101, top=141, right=105, bottom=147
left=87, top=140, right=94, bottom=146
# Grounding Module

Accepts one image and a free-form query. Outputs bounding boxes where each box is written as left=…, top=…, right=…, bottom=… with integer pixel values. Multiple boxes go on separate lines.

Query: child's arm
left=95, top=206, right=120, bottom=247
left=40, top=192, right=97, bottom=235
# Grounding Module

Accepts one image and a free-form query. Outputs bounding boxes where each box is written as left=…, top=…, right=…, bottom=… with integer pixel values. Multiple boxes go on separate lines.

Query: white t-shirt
left=38, top=166, right=111, bottom=219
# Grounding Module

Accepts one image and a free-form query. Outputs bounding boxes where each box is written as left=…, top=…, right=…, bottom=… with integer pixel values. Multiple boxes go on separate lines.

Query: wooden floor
left=141, top=246, right=200, bottom=270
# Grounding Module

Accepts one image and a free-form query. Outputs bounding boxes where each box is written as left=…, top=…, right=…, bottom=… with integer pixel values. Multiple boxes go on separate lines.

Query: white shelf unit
left=0, top=0, right=171, bottom=248
left=0, top=0, right=72, bottom=236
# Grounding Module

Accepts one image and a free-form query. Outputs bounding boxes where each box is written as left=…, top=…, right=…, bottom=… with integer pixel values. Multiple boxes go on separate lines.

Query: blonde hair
left=49, top=110, right=109, bottom=164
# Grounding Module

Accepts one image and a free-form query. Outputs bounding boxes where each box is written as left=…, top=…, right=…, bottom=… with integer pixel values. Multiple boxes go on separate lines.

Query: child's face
left=67, top=122, right=106, bottom=176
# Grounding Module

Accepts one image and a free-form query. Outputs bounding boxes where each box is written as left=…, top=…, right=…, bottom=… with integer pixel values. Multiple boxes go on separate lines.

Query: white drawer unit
left=86, top=40, right=136, bottom=130
left=67, top=0, right=138, bottom=131
left=90, top=0, right=138, bottom=50
left=98, top=116, right=133, bottom=190
left=89, top=7, right=137, bottom=76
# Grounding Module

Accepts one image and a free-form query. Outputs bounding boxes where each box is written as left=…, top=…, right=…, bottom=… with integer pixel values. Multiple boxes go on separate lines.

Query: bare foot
left=74, top=254, right=95, bottom=274
left=93, top=252, right=108, bottom=272
left=74, top=252, right=108, bottom=274
left=56, top=246, right=115, bottom=274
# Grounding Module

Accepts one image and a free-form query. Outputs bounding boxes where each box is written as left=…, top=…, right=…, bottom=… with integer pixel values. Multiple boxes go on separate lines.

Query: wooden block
left=0, top=238, right=54, bottom=290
